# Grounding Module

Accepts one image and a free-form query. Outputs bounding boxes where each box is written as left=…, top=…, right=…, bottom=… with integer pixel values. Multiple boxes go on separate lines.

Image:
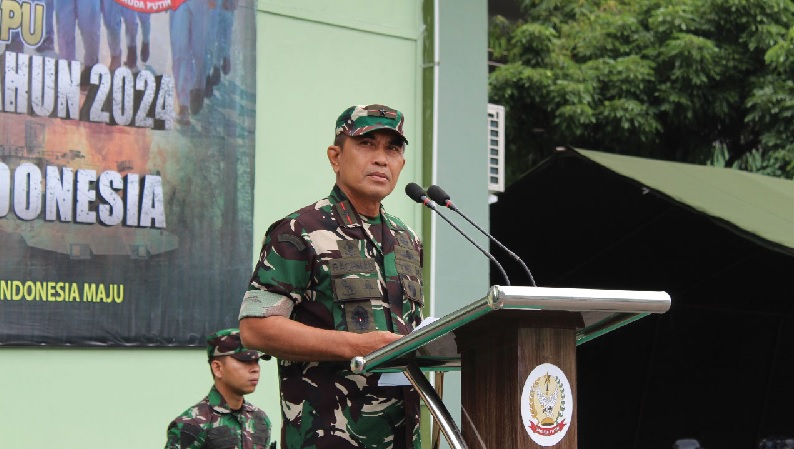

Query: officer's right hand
left=353, top=330, right=404, bottom=356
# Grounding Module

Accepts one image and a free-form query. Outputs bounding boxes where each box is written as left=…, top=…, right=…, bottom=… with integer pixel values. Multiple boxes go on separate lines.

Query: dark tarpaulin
left=490, top=147, right=794, bottom=449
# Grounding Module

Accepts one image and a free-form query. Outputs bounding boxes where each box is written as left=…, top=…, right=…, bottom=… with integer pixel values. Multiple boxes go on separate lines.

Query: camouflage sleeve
left=239, top=289, right=293, bottom=319
left=242, top=217, right=314, bottom=320
left=164, top=420, right=205, bottom=449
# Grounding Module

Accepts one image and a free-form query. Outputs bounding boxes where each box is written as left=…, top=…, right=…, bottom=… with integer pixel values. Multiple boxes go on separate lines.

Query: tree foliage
left=489, top=0, right=794, bottom=184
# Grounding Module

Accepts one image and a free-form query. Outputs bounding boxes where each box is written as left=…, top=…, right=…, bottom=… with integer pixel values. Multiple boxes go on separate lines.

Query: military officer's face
left=216, top=356, right=261, bottom=396
left=329, top=129, right=406, bottom=208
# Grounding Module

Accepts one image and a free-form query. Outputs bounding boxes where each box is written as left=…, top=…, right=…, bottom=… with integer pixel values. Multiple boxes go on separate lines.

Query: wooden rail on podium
left=351, top=285, right=671, bottom=449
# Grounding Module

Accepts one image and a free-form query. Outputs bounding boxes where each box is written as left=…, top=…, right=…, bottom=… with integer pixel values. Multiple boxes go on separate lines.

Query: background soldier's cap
left=206, top=328, right=269, bottom=361
left=335, top=104, right=408, bottom=144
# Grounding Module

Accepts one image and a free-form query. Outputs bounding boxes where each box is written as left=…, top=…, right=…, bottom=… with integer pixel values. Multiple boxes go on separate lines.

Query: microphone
left=426, top=184, right=537, bottom=287
left=405, top=182, right=435, bottom=208
left=405, top=182, right=510, bottom=286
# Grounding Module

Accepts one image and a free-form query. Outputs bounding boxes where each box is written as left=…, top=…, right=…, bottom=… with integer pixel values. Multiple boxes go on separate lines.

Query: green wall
left=253, top=0, right=425, bottom=235
left=428, top=2, right=491, bottom=447
left=0, top=347, right=280, bottom=448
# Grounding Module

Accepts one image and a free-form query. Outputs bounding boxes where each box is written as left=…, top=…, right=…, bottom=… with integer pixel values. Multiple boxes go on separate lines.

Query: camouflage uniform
left=165, top=386, right=272, bottom=449
left=164, top=329, right=272, bottom=449
left=239, top=183, right=424, bottom=449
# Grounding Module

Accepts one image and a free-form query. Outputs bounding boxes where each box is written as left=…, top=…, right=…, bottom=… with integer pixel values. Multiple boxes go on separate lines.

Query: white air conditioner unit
left=487, top=103, right=505, bottom=194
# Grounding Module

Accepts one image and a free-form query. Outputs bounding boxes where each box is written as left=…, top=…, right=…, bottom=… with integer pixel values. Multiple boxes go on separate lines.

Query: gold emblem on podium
left=521, top=363, right=573, bottom=446
left=529, top=372, right=565, bottom=428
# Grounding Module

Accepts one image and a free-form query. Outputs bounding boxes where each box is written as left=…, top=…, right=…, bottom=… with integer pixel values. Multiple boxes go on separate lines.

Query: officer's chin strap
left=431, top=372, right=444, bottom=449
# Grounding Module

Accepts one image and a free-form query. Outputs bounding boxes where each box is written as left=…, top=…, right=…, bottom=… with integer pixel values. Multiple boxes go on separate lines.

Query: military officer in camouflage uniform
left=164, top=328, right=273, bottom=449
left=239, top=104, right=424, bottom=449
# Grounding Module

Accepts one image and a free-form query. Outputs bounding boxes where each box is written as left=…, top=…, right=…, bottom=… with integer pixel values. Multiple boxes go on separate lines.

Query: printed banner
left=0, top=0, right=256, bottom=346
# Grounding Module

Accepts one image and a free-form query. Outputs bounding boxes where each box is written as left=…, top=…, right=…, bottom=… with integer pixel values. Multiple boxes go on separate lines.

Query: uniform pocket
left=205, top=426, right=237, bottom=449
left=251, top=419, right=271, bottom=448
left=400, top=276, right=423, bottom=307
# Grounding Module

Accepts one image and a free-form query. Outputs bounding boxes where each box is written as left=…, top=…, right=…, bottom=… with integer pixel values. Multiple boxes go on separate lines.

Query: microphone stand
left=405, top=183, right=510, bottom=286
left=446, top=204, right=535, bottom=287
left=427, top=185, right=536, bottom=287
left=425, top=199, right=511, bottom=286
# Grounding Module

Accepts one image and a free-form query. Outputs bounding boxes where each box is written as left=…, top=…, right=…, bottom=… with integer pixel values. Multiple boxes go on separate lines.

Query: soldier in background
left=169, top=0, right=209, bottom=125
left=54, top=0, right=101, bottom=84
left=135, top=11, right=152, bottom=65
left=38, top=0, right=56, bottom=54
left=101, top=0, right=148, bottom=71
left=101, top=0, right=128, bottom=71
left=204, top=0, right=238, bottom=98
left=164, top=328, right=274, bottom=449
left=239, top=104, right=424, bottom=449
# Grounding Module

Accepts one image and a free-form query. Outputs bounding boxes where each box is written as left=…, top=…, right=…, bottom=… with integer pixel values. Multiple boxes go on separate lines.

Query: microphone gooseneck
left=426, top=184, right=537, bottom=287
left=405, top=183, right=510, bottom=286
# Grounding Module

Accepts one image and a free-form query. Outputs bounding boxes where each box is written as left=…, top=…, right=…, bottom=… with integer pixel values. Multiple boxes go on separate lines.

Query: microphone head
left=405, top=182, right=427, bottom=203
left=427, top=185, right=451, bottom=204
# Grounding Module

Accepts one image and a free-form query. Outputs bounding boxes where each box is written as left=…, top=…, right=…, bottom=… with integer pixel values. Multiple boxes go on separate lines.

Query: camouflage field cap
left=206, top=328, right=266, bottom=362
left=335, top=104, right=408, bottom=144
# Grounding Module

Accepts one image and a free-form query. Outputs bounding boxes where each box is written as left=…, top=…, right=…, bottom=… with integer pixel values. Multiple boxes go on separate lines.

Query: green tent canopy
left=490, top=147, right=794, bottom=449
left=579, top=147, right=794, bottom=257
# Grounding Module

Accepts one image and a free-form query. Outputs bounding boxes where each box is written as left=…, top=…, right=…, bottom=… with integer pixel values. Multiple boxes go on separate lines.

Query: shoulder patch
left=278, top=233, right=306, bottom=251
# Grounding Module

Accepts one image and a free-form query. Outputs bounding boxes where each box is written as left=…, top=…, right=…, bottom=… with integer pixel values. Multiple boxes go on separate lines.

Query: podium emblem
left=521, top=362, right=573, bottom=446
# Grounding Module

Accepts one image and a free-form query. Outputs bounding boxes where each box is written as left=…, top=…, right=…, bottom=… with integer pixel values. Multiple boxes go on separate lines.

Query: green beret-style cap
left=206, top=328, right=268, bottom=362
left=335, top=104, right=408, bottom=144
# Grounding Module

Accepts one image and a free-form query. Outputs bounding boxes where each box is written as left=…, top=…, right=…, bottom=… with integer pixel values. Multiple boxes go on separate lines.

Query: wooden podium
left=351, top=285, right=671, bottom=449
